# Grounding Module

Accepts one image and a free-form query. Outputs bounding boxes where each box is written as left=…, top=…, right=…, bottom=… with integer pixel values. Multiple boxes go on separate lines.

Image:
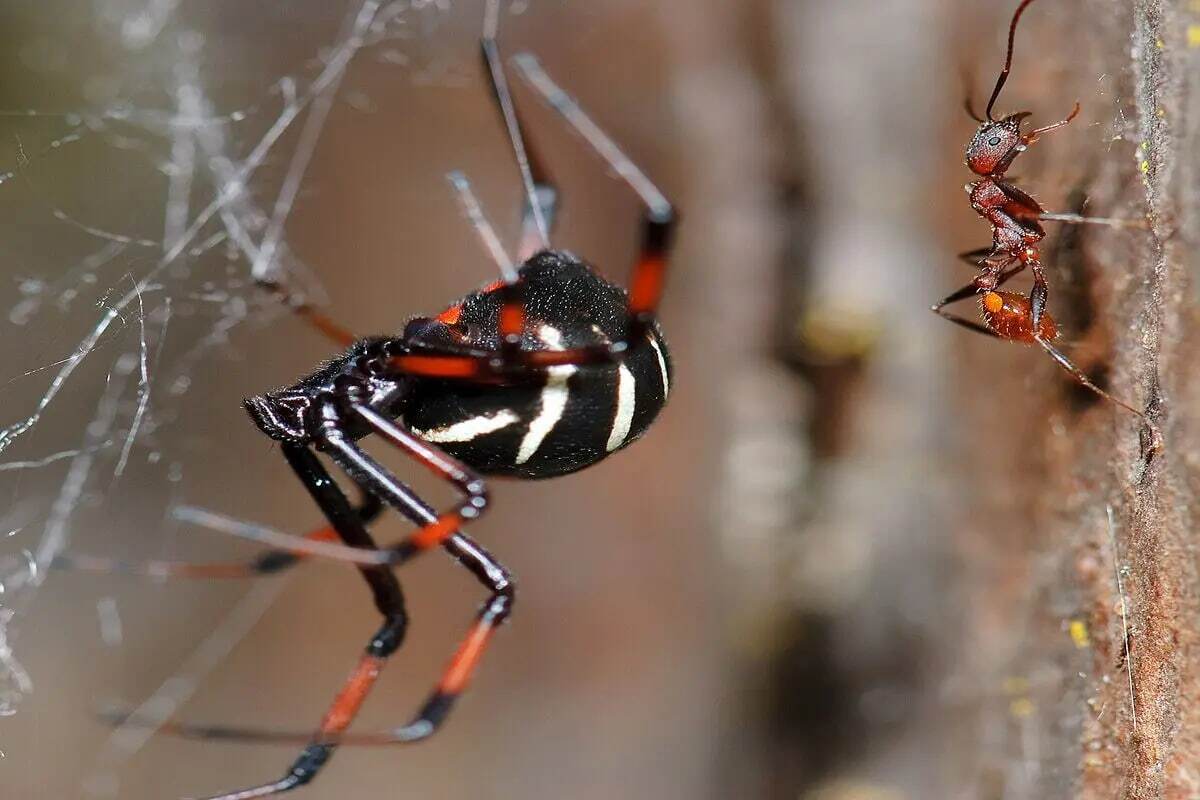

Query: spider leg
left=480, top=10, right=559, bottom=261
left=390, top=50, right=676, bottom=383
left=518, top=183, right=559, bottom=262
left=154, top=441, right=411, bottom=800
left=60, top=404, right=486, bottom=580
left=109, top=412, right=514, bottom=784
left=482, top=0, right=550, bottom=254
left=512, top=52, right=676, bottom=338
left=255, top=281, right=359, bottom=348
left=446, top=170, right=517, bottom=283
left=52, top=493, right=384, bottom=579
left=112, top=529, right=513, bottom=751
left=480, top=13, right=561, bottom=355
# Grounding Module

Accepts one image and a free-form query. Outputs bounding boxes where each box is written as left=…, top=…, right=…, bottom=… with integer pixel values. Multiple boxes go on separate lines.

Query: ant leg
left=1036, top=337, right=1151, bottom=422
left=957, top=246, right=996, bottom=267
left=1030, top=260, right=1048, bottom=330
left=512, top=52, right=676, bottom=339
left=1036, top=212, right=1149, bottom=230
left=479, top=22, right=542, bottom=355
left=957, top=247, right=1020, bottom=272
left=932, top=260, right=1025, bottom=335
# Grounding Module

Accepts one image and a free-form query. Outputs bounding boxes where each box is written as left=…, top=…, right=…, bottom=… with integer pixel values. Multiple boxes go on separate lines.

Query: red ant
left=932, top=0, right=1153, bottom=425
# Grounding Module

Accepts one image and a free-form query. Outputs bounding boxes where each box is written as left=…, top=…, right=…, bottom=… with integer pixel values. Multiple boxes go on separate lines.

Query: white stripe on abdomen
left=413, top=410, right=520, bottom=443
left=606, top=363, right=636, bottom=452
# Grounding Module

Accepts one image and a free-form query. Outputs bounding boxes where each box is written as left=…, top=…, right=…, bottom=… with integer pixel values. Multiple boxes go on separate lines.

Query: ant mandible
left=932, top=0, right=1153, bottom=424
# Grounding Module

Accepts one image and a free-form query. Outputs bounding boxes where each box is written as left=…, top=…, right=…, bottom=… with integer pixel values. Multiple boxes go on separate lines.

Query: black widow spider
left=69, top=6, right=675, bottom=798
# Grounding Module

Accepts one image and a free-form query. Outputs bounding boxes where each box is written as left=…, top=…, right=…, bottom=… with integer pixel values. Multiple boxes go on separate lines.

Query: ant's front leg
left=1021, top=101, right=1080, bottom=145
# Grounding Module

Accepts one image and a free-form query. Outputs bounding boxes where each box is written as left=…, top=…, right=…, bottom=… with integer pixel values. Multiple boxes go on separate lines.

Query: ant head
left=965, top=112, right=1030, bottom=176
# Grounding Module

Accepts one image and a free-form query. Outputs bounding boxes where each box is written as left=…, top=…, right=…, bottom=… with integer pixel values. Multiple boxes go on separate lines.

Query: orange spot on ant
left=983, top=292, right=1004, bottom=314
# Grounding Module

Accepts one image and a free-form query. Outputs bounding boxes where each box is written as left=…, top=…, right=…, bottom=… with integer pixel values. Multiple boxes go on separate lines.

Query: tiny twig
left=1106, top=504, right=1136, bottom=732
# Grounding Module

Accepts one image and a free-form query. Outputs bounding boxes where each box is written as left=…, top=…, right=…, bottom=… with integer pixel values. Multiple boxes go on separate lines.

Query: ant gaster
left=933, top=0, right=1154, bottom=425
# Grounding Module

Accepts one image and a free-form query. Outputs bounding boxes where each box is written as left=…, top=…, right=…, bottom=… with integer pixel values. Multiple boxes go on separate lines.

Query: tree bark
left=1076, top=2, right=1200, bottom=797
left=703, top=1, right=1200, bottom=798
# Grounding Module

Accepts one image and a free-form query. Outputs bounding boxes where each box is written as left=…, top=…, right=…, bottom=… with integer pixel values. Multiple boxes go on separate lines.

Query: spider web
left=0, top=0, right=456, bottom=748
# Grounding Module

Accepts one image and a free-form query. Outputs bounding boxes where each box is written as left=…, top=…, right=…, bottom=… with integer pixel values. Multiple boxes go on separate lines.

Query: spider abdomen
left=405, top=331, right=668, bottom=478
left=402, top=251, right=672, bottom=478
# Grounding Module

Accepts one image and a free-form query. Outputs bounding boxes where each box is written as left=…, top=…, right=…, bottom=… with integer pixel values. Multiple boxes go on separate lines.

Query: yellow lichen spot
left=1010, top=697, right=1036, bottom=718
left=1069, top=619, right=1090, bottom=649
left=982, top=292, right=1004, bottom=314
left=1155, top=38, right=1164, bottom=49
left=1189, top=25, right=1200, bottom=48
left=797, top=308, right=880, bottom=361
left=803, top=780, right=904, bottom=800
left=1139, top=141, right=1148, bottom=151
left=1157, top=107, right=1166, bottom=118
left=1140, top=160, right=1151, bottom=174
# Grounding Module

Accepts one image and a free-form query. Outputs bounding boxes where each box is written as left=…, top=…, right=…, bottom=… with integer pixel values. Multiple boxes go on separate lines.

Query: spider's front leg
left=116, top=404, right=515, bottom=800
left=394, top=46, right=676, bottom=383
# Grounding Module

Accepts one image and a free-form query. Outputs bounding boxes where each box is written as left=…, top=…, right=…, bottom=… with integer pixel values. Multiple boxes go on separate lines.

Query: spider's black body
left=246, top=251, right=671, bottom=479
left=403, top=251, right=671, bottom=477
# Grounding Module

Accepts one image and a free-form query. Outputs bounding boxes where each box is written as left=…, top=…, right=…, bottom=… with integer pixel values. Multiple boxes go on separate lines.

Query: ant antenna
left=482, top=0, right=551, bottom=254
left=985, top=0, right=1042, bottom=121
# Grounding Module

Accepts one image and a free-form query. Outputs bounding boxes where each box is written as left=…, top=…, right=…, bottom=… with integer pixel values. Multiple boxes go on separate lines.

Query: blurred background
left=0, top=1, right=1181, bottom=799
